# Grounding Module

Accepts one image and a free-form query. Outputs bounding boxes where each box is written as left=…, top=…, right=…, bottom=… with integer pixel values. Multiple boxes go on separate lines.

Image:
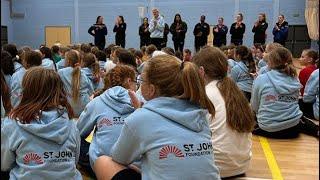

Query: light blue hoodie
left=10, top=68, right=27, bottom=107
left=41, top=58, right=56, bottom=70
left=56, top=59, right=66, bottom=70
left=227, top=59, right=237, bottom=76
left=303, top=69, right=319, bottom=120
left=81, top=67, right=103, bottom=90
left=13, top=62, right=23, bottom=73
left=1, top=96, right=5, bottom=118
left=99, top=61, right=106, bottom=71
left=149, top=16, right=165, bottom=38
left=230, top=61, right=254, bottom=92
left=251, top=70, right=302, bottom=132
left=1, top=109, right=82, bottom=180
left=77, top=86, right=135, bottom=168
left=258, top=65, right=270, bottom=76
left=58, top=67, right=94, bottom=117
left=257, top=59, right=267, bottom=69
left=111, top=97, right=221, bottom=180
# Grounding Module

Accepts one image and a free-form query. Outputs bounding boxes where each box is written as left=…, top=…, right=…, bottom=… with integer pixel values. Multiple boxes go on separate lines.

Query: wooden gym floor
left=81, top=59, right=319, bottom=180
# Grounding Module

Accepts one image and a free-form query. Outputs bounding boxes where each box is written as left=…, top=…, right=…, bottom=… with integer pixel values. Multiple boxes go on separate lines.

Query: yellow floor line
left=259, top=136, right=283, bottom=180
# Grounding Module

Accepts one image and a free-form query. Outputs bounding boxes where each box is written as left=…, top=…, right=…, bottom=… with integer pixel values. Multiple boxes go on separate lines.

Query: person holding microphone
left=88, top=16, right=108, bottom=50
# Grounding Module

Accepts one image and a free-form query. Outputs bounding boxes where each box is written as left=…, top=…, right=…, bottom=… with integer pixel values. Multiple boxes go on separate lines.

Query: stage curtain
left=305, top=0, right=319, bottom=40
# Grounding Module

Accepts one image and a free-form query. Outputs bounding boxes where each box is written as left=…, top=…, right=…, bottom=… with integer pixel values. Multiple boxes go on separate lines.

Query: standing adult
left=161, top=22, right=170, bottom=49
left=272, top=14, right=289, bottom=46
left=149, top=8, right=165, bottom=50
left=193, top=15, right=210, bottom=52
left=213, top=17, right=228, bottom=47
left=113, top=16, right=127, bottom=48
left=170, top=14, right=188, bottom=52
left=139, top=17, right=151, bottom=48
left=88, top=16, right=108, bottom=50
left=230, top=13, right=246, bottom=46
left=252, top=13, right=268, bottom=45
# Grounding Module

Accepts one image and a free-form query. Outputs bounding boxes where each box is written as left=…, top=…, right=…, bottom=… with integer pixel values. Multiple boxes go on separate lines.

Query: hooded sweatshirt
left=58, top=67, right=94, bottom=117
left=77, top=86, right=135, bottom=167
left=303, top=69, right=319, bottom=120
left=257, top=59, right=267, bottom=69
left=258, top=65, right=270, bottom=76
left=10, top=68, right=26, bottom=107
left=81, top=67, right=103, bottom=90
left=230, top=61, right=254, bottom=93
left=56, top=59, right=66, bottom=70
left=251, top=70, right=302, bottom=132
left=1, top=109, right=82, bottom=180
left=41, top=58, right=56, bottom=71
left=13, top=62, right=23, bottom=73
left=111, top=97, right=221, bottom=180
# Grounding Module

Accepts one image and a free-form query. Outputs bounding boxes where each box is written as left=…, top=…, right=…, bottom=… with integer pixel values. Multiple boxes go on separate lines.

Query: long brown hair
left=235, top=45, right=256, bottom=73
left=144, top=55, right=215, bottom=117
left=82, top=53, right=100, bottom=83
left=94, top=65, right=136, bottom=97
left=65, top=50, right=81, bottom=103
left=9, top=67, right=74, bottom=123
left=267, top=47, right=296, bottom=77
left=192, top=47, right=255, bottom=132
left=1, top=71, right=12, bottom=115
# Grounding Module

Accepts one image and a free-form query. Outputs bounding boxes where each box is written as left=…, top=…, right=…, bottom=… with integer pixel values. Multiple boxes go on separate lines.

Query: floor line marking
left=258, top=136, right=284, bottom=180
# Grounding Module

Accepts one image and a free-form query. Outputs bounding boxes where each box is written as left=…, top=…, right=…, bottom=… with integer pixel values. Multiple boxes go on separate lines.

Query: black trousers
left=253, top=117, right=319, bottom=138
left=79, top=138, right=96, bottom=179
left=151, top=38, right=163, bottom=50
left=116, top=37, right=126, bottom=48
left=195, top=39, right=207, bottom=52
left=231, top=39, right=243, bottom=46
left=274, top=40, right=286, bottom=46
left=95, top=39, right=106, bottom=50
left=140, top=39, right=150, bottom=48
left=173, top=40, right=185, bottom=52
left=213, top=40, right=226, bottom=47
left=299, top=99, right=315, bottom=120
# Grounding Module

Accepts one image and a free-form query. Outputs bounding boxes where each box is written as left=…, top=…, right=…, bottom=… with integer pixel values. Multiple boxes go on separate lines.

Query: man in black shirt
left=88, top=16, right=108, bottom=50
left=193, top=15, right=210, bottom=52
left=230, top=13, right=246, bottom=46
left=252, top=13, right=268, bottom=45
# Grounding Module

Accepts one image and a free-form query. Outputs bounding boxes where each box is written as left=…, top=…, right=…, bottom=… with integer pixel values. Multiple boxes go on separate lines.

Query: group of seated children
left=1, top=41, right=318, bottom=180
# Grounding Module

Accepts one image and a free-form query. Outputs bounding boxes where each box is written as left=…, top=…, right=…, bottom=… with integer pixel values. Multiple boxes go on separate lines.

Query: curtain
left=305, top=0, right=319, bottom=40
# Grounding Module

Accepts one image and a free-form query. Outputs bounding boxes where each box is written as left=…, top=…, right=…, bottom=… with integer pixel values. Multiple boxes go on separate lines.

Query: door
left=45, top=26, right=71, bottom=47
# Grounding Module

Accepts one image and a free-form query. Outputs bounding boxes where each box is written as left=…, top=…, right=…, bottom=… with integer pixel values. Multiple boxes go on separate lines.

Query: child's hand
left=128, top=90, right=141, bottom=109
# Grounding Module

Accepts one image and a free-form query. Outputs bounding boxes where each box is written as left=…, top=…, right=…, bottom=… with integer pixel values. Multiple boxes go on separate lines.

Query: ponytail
left=71, top=66, right=81, bottom=102
left=91, top=61, right=101, bottom=83
left=218, top=77, right=255, bottom=132
left=268, top=47, right=297, bottom=77
left=180, top=62, right=215, bottom=117
left=278, top=63, right=297, bottom=77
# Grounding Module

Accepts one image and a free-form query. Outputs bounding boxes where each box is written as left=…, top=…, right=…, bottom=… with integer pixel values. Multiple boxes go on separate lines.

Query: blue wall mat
left=0, top=0, right=306, bottom=49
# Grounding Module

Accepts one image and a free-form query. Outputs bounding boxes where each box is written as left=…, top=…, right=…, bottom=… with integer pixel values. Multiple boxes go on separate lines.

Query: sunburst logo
left=97, top=118, right=113, bottom=129
left=23, top=152, right=44, bottom=165
left=159, top=145, right=184, bottom=159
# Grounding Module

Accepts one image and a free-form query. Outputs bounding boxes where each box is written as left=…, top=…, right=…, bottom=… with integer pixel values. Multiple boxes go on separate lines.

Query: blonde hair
left=268, top=47, right=296, bottom=77
left=65, top=50, right=81, bottom=102
left=144, top=55, right=215, bottom=116
left=192, top=47, right=255, bottom=132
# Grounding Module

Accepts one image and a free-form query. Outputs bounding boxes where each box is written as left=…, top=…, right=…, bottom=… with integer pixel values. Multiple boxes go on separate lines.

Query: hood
left=100, top=86, right=135, bottom=115
left=17, top=109, right=72, bottom=144
left=143, top=97, right=209, bottom=132
left=82, top=67, right=93, bottom=80
left=42, top=58, right=53, bottom=67
left=266, top=70, right=302, bottom=94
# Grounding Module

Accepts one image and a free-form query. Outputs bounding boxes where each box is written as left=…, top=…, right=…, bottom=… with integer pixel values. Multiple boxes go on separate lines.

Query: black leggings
left=173, top=40, right=184, bottom=52
left=253, top=117, right=319, bottom=138
left=242, top=91, right=251, bottom=103
left=299, top=99, right=315, bottom=120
